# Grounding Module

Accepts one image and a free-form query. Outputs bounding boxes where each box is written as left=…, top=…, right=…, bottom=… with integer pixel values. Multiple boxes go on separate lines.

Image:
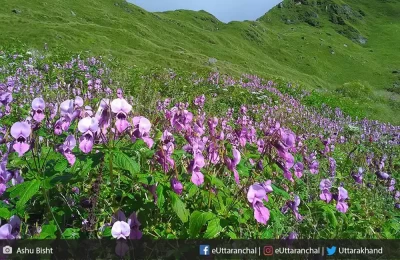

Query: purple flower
left=95, top=99, right=111, bottom=135
left=207, top=142, right=220, bottom=164
left=11, top=122, right=31, bottom=157
left=31, top=98, right=46, bottom=122
left=278, top=151, right=295, bottom=169
left=111, top=98, right=132, bottom=133
left=60, top=99, right=74, bottom=116
left=225, top=148, right=241, bottom=184
left=336, top=187, right=349, bottom=213
left=55, top=99, right=78, bottom=134
left=111, top=210, right=142, bottom=240
left=247, top=181, right=273, bottom=225
left=274, top=128, right=296, bottom=153
left=253, top=201, right=270, bottom=225
left=170, top=107, right=193, bottom=132
left=291, top=196, right=303, bottom=221
left=194, top=95, right=205, bottom=108
left=78, top=117, right=99, bottom=153
left=127, top=212, right=142, bottom=239
left=10, top=169, right=24, bottom=186
left=131, top=116, right=153, bottom=148
left=58, top=135, right=76, bottom=165
left=0, top=183, right=6, bottom=196
left=309, top=160, right=319, bottom=174
left=72, top=187, right=80, bottom=194
left=74, top=96, right=84, bottom=108
left=394, top=191, right=400, bottom=201
left=376, top=171, right=390, bottom=180
left=0, top=92, right=12, bottom=106
left=352, top=167, right=363, bottom=184
left=281, top=195, right=303, bottom=221
left=207, top=117, right=218, bottom=136
left=156, top=132, right=175, bottom=173
left=247, top=184, right=268, bottom=205
left=170, top=177, right=183, bottom=195
left=293, top=162, right=304, bottom=178
left=112, top=221, right=130, bottom=239
left=388, top=178, right=396, bottom=192
left=0, top=215, right=21, bottom=239
left=189, top=153, right=205, bottom=186
left=319, top=179, right=332, bottom=203
left=287, top=232, right=298, bottom=240
left=116, top=88, right=123, bottom=99
left=328, top=157, right=336, bottom=176
left=0, top=224, right=14, bottom=239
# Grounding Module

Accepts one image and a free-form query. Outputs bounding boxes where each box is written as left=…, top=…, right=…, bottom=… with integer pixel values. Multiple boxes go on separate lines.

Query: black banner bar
left=0, top=239, right=399, bottom=260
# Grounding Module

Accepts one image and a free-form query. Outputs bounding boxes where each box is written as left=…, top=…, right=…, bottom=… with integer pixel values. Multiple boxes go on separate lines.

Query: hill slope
left=0, top=0, right=399, bottom=123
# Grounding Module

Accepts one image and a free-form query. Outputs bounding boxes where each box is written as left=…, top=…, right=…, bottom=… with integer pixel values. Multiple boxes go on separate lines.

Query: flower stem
left=42, top=187, right=65, bottom=238
left=109, top=152, right=115, bottom=206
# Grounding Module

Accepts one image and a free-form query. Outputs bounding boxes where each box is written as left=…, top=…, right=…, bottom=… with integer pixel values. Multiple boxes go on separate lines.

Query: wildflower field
left=0, top=47, right=399, bottom=241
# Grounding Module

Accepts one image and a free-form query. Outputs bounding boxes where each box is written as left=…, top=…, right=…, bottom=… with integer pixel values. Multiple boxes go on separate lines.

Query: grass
left=0, top=0, right=399, bottom=123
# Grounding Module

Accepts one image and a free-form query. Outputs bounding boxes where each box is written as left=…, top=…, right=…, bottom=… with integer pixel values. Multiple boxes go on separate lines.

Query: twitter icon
left=326, top=246, right=337, bottom=256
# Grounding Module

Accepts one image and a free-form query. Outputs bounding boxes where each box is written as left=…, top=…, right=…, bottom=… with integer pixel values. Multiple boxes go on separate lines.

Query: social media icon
left=2, top=246, right=12, bottom=255
left=263, top=245, right=273, bottom=256
left=200, top=245, right=210, bottom=256
left=327, top=246, right=337, bottom=256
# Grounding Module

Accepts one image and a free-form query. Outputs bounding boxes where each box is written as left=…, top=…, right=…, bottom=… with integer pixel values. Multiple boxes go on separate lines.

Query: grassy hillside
left=0, top=0, right=399, bottom=123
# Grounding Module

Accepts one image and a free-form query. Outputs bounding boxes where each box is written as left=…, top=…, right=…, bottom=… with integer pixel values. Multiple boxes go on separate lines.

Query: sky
left=129, top=0, right=282, bottom=23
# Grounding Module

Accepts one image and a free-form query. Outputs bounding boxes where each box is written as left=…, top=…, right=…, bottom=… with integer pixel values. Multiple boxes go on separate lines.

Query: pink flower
left=225, top=148, right=241, bottom=184
left=78, top=117, right=99, bottom=153
left=60, top=99, right=74, bottom=116
left=111, top=221, right=130, bottom=239
left=309, top=160, right=319, bottom=174
left=170, top=177, right=183, bottom=195
left=31, top=98, right=46, bottom=122
left=111, top=98, right=132, bottom=133
left=59, top=135, right=77, bottom=165
left=188, top=153, right=205, bottom=186
left=95, top=99, right=111, bottom=135
left=247, top=183, right=268, bottom=205
left=253, top=201, right=270, bottom=225
left=293, top=162, right=304, bottom=178
left=247, top=181, right=272, bottom=225
left=131, top=116, right=153, bottom=148
left=112, top=210, right=142, bottom=240
left=74, top=96, right=84, bottom=108
left=11, top=122, right=31, bottom=157
left=170, top=107, right=193, bottom=132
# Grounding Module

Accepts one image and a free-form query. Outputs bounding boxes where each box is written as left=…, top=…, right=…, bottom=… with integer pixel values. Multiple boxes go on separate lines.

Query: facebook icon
left=199, top=245, right=210, bottom=255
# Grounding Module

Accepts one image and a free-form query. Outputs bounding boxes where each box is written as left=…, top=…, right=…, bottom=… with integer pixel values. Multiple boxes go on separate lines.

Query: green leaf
left=113, top=151, right=140, bottom=176
left=173, top=150, right=186, bottom=158
left=49, top=173, right=74, bottom=186
left=137, top=173, right=155, bottom=185
left=62, top=228, right=80, bottom=239
left=0, top=208, right=11, bottom=219
left=211, top=176, right=225, bottom=189
left=156, top=184, right=166, bottom=211
left=228, top=230, right=237, bottom=239
left=169, top=191, right=189, bottom=223
left=189, top=211, right=214, bottom=238
left=10, top=180, right=41, bottom=212
left=38, top=224, right=57, bottom=239
left=260, top=229, right=274, bottom=239
left=102, top=227, right=112, bottom=237
left=322, top=205, right=338, bottom=228
left=203, top=218, right=222, bottom=238
left=187, top=183, right=199, bottom=198
left=271, top=184, right=290, bottom=199
left=54, top=159, right=68, bottom=172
